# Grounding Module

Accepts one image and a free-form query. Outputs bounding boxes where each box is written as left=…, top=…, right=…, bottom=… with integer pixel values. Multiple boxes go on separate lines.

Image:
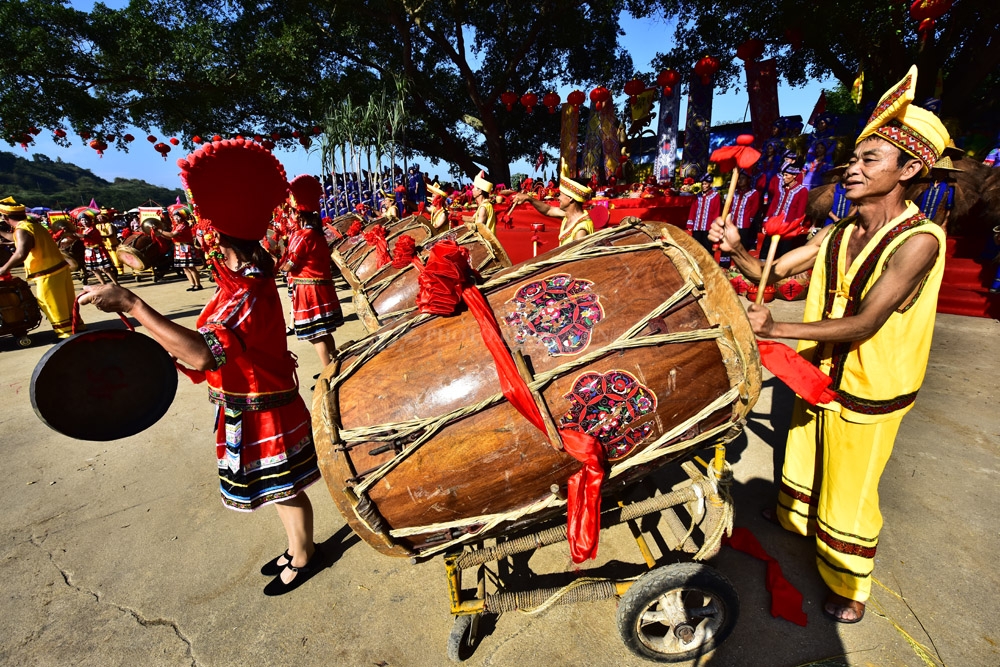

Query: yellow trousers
left=776, top=399, right=902, bottom=603
left=33, top=266, right=77, bottom=338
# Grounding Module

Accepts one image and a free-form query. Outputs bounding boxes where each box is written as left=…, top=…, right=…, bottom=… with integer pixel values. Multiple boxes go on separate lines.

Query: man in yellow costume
left=709, top=66, right=948, bottom=623
left=464, top=170, right=497, bottom=234
left=0, top=197, right=81, bottom=338
left=426, top=182, right=450, bottom=234
left=512, top=159, right=594, bottom=245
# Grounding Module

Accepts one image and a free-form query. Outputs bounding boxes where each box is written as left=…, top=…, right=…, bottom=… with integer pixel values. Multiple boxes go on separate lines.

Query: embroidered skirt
left=214, top=395, right=322, bottom=511
left=83, top=246, right=112, bottom=270
left=173, top=242, right=197, bottom=268
left=291, top=278, right=344, bottom=340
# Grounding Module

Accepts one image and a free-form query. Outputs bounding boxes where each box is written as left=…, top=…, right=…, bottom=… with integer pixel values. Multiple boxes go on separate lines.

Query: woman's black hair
left=218, top=232, right=275, bottom=278
left=298, top=209, right=322, bottom=231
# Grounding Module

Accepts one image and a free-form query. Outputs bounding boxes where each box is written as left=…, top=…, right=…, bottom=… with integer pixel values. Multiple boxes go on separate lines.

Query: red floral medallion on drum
left=192, top=262, right=321, bottom=511
left=284, top=226, right=344, bottom=340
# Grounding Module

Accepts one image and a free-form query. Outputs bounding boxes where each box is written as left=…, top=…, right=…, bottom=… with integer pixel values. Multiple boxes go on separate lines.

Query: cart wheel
left=617, top=562, right=738, bottom=663
left=445, top=614, right=479, bottom=662
left=18, top=336, right=32, bottom=348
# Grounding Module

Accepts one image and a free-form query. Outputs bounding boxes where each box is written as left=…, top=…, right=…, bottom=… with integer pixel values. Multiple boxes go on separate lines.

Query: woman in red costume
left=79, top=138, right=324, bottom=596
left=156, top=206, right=203, bottom=291
left=281, top=175, right=343, bottom=368
left=75, top=209, right=118, bottom=285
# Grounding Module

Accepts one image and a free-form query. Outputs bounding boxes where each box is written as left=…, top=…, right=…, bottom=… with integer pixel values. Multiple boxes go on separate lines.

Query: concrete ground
left=1, top=267, right=997, bottom=667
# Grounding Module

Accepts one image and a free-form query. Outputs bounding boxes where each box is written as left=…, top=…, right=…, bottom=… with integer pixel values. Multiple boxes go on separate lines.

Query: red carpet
left=937, top=229, right=1000, bottom=319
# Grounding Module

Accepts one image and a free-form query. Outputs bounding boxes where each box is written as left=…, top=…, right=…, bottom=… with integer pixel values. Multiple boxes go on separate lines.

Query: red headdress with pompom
left=177, top=137, right=288, bottom=240
left=288, top=174, right=323, bottom=213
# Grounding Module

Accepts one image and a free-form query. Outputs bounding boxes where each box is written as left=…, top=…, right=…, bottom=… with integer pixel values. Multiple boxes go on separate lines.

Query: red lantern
left=105, top=134, right=116, bottom=142
left=298, top=135, right=311, bottom=148
left=736, top=38, right=765, bottom=62
left=312, top=126, right=322, bottom=135
left=292, top=129, right=301, bottom=138
left=89, top=139, right=108, bottom=158
left=567, top=90, right=586, bottom=108
left=520, top=92, right=538, bottom=114
left=656, top=69, right=681, bottom=96
left=542, top=92, right=561, bottom=114
left=17, top=133, right=32, bottom=151
left=212, top=134, right=222, bottom=142
left=123, top=133, right=134, bottom=142
left=253, top=134, right=263, bottom=142
left=783, top=27, right=803, bottom=51
left=589, top=86, right=611, bottom=110
left=28, top=126, right=40, bottom=136
left=80, top=131, right=91, bottom=140
left=169, top=137, right=179, bottom=146
left=154, top=142, right=171, bottom=160
left=54, top=128, right=67, bottom=138
left=500, top=90, right=518, bottom=112
left=146, top=134, right=156, bottom=143
left=270, top=131, right=281, bottom=141
left=694, top=56, right=720, bottom=85
left=624, top=78, right=646, bottom=104
left=910, top=0, right=952, bottom=22
left=261, top=139, right=275, bottom=151
left=191, top=135, right=202, bottom=144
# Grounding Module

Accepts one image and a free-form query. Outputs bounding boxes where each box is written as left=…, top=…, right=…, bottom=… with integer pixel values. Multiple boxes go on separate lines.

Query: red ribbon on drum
left=415, top=240, right=606, bottom=563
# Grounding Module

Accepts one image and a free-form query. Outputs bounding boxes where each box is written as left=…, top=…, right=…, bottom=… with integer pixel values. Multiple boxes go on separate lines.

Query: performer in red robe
left=76, top=210, right=117, bottom=285
left=282, top=174, right=343, bottom=368
left=79, top=138, right=323, bottom=597
left=157, top=206, right=203, bottom=291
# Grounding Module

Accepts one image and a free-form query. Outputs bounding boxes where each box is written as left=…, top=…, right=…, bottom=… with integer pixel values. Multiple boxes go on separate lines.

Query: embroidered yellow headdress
left=856, top=65, right=950, bottom=175
left=473, top=170, right=493, bottom=194
left=558, top=159, right=592, bottom=203
left=0, top=196, right=25, bottom=214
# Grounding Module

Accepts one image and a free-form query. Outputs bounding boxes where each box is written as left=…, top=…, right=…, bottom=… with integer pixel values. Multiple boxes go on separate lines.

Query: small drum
left=353, top=223, right=512, bottom=332
left=313, top=220, right=761, bottom=557
left=773, top=269, right=812, bottom=301
left=58, top=237, right=84, bottom=273
left=117, top=233, right=167, bottom=271
left=0, top=277, right=43, bottom=346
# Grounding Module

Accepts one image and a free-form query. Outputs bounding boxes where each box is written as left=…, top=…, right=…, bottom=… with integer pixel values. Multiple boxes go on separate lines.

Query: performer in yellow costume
left=426, top=182, right=450, bottom=234
left=709, top=66, right=948, bottom=623
left=0, top=197, right=80, bottom=338
left=464, top=170, right=496, bottom=234
left=512, top=159, right=594, bottom=245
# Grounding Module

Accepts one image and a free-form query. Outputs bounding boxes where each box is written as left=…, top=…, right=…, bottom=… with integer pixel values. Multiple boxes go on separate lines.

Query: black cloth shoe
left=260, top=549, right=292, bottom=577
left=263, top=548, right=323, bottom=596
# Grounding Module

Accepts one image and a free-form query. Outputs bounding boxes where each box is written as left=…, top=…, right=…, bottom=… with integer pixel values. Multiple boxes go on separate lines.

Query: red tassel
left=757, top=340, right=838, bottom=405
left=362, top=224, right=392, bottom=268
left=347, top=220, right=363, bottom=237
left=391, top=234, right=417, bottom=269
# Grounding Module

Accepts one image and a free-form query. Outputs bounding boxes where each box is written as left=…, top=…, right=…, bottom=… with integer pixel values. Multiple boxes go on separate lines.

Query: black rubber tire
left=617, top=562, right=739, bottom=663
left=445, top=614, right=475, bottom=663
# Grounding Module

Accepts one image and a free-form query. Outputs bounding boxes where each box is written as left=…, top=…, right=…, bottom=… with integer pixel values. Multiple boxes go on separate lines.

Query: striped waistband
left=291, top=277, right=335, bottom=286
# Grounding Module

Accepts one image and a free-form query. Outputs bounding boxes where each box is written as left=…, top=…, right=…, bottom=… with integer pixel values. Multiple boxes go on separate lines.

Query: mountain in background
left=0, top=151, right=183, bottom=212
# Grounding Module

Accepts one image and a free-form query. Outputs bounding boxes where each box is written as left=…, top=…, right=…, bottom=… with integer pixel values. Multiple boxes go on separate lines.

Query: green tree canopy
left=1, top=0, right=637, bottom=184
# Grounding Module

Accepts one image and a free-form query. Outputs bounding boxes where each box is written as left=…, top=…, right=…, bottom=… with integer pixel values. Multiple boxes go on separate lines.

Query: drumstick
left=714, top=167, right=740, bottom=262
left=755, top=235, right=780, bottom=306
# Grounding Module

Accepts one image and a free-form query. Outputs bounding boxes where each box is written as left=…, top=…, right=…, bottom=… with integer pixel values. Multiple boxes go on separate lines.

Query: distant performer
left=685, top=172, right=720, bottom=254
left=157, top=207, right=203, bottom=291
left=464, top=170, right=497, bottom=234
left=511, top=159, right=594, bottom=246
left=0, top=196, right=79, bottom=338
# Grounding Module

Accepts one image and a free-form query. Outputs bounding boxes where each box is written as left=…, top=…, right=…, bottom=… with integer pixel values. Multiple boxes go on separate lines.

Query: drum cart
left=0, top=277, right=43, bottom=347
left=442, top=447, right=740, bottom=663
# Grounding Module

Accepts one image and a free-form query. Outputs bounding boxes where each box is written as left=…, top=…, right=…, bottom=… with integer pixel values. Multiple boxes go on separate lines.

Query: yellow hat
left=558, top=159, right=592, bottom=203
left=473, top=170, right=493, bottom=194
left=427, top=182, right=447, bottom=198
left=0, top=196, right=25, bottom=214
left=855, top=65, right=950, bottom=175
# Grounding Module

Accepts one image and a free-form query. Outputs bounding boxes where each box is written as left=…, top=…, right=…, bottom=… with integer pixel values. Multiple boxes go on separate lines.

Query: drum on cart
left=117, top=233, right=169, bottom=273
left=0, top=277, right=43, bottom=347
left=353, top=223, right=512, bottom=332
left=312, top=220, right=761, bottom=559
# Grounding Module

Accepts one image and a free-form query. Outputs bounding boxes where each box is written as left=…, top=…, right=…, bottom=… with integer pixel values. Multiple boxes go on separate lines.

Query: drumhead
left=30, top=329, right=178, bottom=441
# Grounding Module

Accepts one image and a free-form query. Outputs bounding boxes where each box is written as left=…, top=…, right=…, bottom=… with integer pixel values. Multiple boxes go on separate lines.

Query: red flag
left=807, top=90, right=827, bottom=128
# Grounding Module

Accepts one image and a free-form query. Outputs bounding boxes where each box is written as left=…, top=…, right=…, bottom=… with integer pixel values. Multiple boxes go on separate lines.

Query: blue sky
left=21, top=5, right=832, bottom=189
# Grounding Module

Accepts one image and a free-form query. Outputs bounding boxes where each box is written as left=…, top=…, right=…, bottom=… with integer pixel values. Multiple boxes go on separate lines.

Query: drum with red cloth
left=332, top=215, right=432, bottom=287
left=323, top=212, right=363, bottom=248
left=347, top=218, right=435, bottom=290
left=0, top=276, right=43, bottom=347
left=312, top=220, right=761, bottom=558
left=352, top=222, right=511, bottom=332
left=773, top=269, right=812, bottom=301
left=57, top=237, right=85, bottom=273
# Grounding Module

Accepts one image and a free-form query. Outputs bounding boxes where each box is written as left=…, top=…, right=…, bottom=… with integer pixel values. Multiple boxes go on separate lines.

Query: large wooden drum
left=0, top=277, right=43, bottom=342
left=353, top=223, right=512, bottom=332
left=331, top=215, right=432, bottom=286
left=116, top=233, right=167, bottom=271
left=313, top=221, right=761, bottom=558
